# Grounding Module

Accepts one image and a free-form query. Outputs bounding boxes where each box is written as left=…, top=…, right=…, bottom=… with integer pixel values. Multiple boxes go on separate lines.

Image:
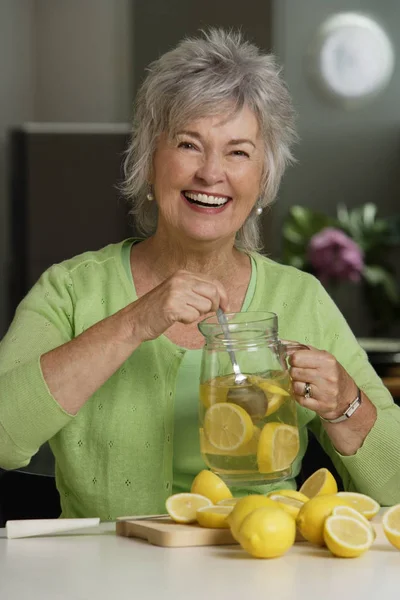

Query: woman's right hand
left=127, top=269, right=229, bottom=342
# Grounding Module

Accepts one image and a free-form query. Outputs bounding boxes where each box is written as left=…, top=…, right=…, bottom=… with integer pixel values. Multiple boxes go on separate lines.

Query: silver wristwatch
left=320, top=388, right=362, bottom=424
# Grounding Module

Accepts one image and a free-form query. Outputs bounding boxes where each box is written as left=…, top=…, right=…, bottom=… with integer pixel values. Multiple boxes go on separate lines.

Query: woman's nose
left=195, top=153, right=225, bottom=185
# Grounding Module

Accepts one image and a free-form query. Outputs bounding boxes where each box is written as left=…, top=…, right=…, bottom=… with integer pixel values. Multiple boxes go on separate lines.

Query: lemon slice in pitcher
left=257, top=422, right=299, bottom=473
left=248, top=376, right=290, bottom=397
left=248, top=375, right=290, bottom=417
left=203, top=403, right=253, bottom=451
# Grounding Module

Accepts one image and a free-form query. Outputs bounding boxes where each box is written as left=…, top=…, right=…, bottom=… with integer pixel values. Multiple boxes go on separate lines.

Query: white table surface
left=0, top=513, right=398, bottom=600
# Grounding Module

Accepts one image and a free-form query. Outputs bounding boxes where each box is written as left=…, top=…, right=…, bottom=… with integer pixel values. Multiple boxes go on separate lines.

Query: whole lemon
left=227, top=495, right=277, bottom=540
left=237, top=506, right=296, bottom=558
left=191, top=470, right=232, bottom=504
left=296, top=494, right=350, bottom=546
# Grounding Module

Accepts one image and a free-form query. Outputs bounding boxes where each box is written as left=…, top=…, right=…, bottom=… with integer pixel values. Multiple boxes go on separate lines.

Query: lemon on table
left=336, top=492, right=380, bottom=520
left=332, top=505, right=376, bottom=539
left=191, top=470, right=232, bottom=504
left=299, top=468, right=338, bottom=498
left=237, top=506, right=296, bottom=558
left=196, top=505, right=232, bottom=529
left=203, top=402, right=253, bottom=451
left=257, top=422, right=299, bottom=473
left=166, top=493, right=212, bottom=524
left=382, top=504, right=400, bottom=549
left=323, top=515, right=374, bottom=558
left=296, top=494, right=351, bottom=546
left=267, top=489, right=309, bottom=504
left=227, top=494, right=278, bottom=541
left=269, top=494, right=305, bottom=519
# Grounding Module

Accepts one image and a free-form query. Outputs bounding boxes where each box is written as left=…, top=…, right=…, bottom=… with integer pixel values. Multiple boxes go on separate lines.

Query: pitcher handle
left=280, top=339, right=311, bottom=354
left=279, top=339, right=310, bottom=368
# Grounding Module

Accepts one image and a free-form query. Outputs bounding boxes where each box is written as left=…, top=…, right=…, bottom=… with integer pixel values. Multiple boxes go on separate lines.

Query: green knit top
left=0, top=239, right=399, bottom=520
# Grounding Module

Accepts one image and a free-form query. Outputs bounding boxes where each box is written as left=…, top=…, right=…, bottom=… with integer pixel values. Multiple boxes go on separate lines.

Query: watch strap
left=320, top=388, right=362, bottom=424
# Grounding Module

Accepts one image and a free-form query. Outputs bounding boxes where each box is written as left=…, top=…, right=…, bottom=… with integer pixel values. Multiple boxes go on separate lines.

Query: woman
left=0, top=29, right=399, bottom=520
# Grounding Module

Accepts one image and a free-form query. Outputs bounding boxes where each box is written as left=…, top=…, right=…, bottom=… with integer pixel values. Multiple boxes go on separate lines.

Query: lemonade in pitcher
left=198, top=312, right=300, bottom=486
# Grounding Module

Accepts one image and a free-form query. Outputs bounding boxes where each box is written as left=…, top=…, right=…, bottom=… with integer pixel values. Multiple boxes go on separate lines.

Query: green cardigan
left=0, top=240, right=399, bottom=519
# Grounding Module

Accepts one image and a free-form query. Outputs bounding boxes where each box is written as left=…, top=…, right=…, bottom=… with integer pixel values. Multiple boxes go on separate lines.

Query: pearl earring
left=146, top=191, right=154, bottom=201
left=256, top=206, right=263, bottom=216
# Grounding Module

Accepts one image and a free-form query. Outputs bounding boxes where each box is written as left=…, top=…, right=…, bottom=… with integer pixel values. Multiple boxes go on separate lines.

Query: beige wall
left=0, top=1, right=36, bottom=336
left=133, top=0, right=272, bottom=95
left=271, top=0, right=400, bottom=335
left=1, top=0, right=399, bottom=337
left=0, top=0, right=134, bottom=336
left=34, top=0, right=134, bottom=122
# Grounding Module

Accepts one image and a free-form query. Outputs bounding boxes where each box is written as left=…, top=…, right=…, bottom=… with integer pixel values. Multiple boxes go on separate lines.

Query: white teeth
left=185, top=192, right=228, bottom=206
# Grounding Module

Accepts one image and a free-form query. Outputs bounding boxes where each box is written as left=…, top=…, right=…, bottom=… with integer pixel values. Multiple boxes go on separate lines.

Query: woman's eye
left=178, top=141, right=197, bottom=150
left=231, top=150, right=250, bottom=158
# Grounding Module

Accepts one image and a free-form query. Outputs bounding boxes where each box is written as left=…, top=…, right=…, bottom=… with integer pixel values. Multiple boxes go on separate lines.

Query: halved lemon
left=299, top=468, right=338, bottom=498
left=264, top=394, right=286, bottom=417
left=267, top=489, right=309, bottom=503
left=217, top=497, right=240, bottom=507
left=336, top=492, right=380, bottom=520
left=248, top=376, right=290, bottom=417
left=165, top=493, right=212, bottom=524
left=382, top=504, right=400, bottom=549
left=257, top=422, right=299, bottom=473
left=253, top=378, right=290, bottom=397
left=323, top=515, right=374, bottom=558
left=332, top=505, right=376, bottom=539
left=296, top=494, right=351, bottom=546
left=203, top=403, right=253, bottom=451
left=269, top=494, right=305, bottom=519
left=199, top=425, right=260, bottom=456
left=191, top=470, right=232, bottom=504
left=196, top=505, right=232, bottom=529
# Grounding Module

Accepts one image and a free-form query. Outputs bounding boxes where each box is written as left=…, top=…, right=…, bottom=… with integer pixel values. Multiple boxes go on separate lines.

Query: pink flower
left=307, top=227, right=364, bottom=283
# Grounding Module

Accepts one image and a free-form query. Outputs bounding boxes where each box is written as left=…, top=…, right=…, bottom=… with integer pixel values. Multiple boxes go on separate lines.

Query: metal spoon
left=216, top=308, right=268, bottom=419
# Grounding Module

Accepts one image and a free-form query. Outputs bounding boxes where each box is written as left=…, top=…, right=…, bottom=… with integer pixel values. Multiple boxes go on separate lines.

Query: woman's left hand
left=288, top=345, right=358, bottom=421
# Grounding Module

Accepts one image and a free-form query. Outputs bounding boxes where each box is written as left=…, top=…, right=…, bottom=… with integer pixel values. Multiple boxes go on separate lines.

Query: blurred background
left=0, top=0, right=400, bottom=523
left=1, top=0, right=400, bottom=338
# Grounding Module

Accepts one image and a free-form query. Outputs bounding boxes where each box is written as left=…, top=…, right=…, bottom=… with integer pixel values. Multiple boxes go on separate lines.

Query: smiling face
left=150, top=105, right=264, bottom=248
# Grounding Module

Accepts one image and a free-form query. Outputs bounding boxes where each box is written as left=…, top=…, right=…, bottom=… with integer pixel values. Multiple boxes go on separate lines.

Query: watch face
left=309, top=13, right=395, bottom=107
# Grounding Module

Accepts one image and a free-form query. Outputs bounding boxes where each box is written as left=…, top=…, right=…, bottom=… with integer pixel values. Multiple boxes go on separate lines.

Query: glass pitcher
left=198, top=311, right=302, bottom=486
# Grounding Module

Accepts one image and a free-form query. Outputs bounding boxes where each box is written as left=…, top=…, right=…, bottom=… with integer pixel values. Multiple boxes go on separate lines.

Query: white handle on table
left=6, top=517, right=100, bottom=539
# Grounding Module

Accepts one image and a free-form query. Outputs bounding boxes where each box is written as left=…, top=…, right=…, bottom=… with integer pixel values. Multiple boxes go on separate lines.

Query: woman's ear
left=147, top=162, right=155, bottom=185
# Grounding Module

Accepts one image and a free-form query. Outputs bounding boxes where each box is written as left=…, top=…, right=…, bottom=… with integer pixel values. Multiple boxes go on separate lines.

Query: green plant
left=282, top=203, right=400, bottom=333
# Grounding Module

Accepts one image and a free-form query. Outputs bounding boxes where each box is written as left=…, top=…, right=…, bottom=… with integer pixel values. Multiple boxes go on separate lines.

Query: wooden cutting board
left=116, top=516, right=238, bottom=548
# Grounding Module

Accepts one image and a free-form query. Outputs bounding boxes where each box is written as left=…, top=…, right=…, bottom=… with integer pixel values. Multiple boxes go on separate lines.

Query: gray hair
left=122, top=28, right=297, bottom=252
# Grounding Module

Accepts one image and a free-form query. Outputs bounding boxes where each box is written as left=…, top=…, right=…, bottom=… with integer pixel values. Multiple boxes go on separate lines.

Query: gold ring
left=304, top=382, right=312, bottom=399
